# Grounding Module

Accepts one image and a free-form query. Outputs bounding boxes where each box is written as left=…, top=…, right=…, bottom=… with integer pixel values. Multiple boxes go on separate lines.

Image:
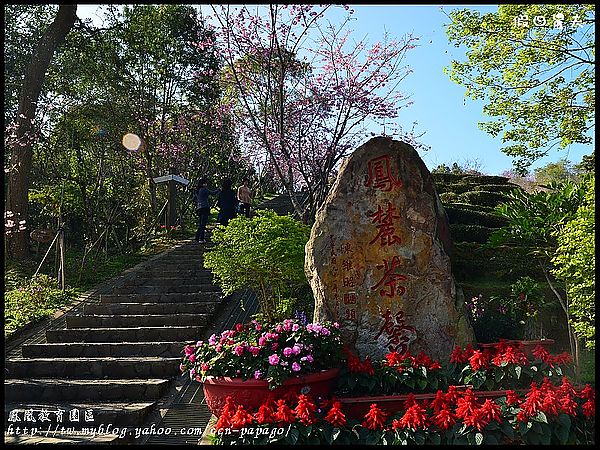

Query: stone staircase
left=4, top=241, right=224, bottom=444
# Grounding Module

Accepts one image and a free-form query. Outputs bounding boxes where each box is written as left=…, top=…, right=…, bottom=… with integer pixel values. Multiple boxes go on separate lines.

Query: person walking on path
left=193, top=178, right=218, bottom=243
left=237, top=178, right=252, bottom=218
left=217, top=178, right=238, bottom=227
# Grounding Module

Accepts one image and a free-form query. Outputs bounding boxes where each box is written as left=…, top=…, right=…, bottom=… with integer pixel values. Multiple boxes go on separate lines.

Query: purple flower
left=249, top=346, right=261, bottom=356
left=268, top=354, right=280, bottom=365
left=196, top=341, right=204, bottom=347
left=292, top=345, right=302, bottom=355
left=179, top=363, right=185, bottom=372
left=272, top=343, right=279, bottom=351
left=258, top=337, right=267, bottom=347
left=321, top=327, right=330, bottom=336
left=208, top=334, right=217, bottom=345
left=292, top=362, right=301, bottom=372
left=295, top=310, right=308, bottom=326
left=275, top=325, right=283, bottom=333
left=184, top=345, right=194, bottom=356
left=306, top=355, right=314, bottom=363
left=292, top=324, right=300, bottom=331
left=189, top=354, right=196, bottom=363
left=283, top=319, right=293, bottom=331
left=254, top=370, right=263, bottom=379
left=333, top=322, right=340, bottom=329
left=234, top=345, right=244, bottom=356
left=283, top=347, right=293, bottom=357
left=190, top=368, right=196, bottom=377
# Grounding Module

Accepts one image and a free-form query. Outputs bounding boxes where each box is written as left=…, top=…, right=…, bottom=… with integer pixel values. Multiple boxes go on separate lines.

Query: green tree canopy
left=445, top=4, right=595, bottom=174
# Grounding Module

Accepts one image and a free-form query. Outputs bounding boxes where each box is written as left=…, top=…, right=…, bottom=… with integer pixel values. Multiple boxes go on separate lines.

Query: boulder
left=305, top=137, right=474, bottom=361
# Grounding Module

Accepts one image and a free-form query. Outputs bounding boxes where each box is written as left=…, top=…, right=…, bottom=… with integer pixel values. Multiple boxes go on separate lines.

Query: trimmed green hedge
left=458, top=190, right=509, bottom=207
left=443, top=202, right=495, bottom=213
left=444, top=205, right=508, bottom=228
left=473, top=183, right=521, bottom=194
left=450, top=242, right=545, bottom=282
left=432, top=173, right=510, bottom=185
left=439, top=192, right=460, bottom=203
left=449, top=223, right=496, bottom=244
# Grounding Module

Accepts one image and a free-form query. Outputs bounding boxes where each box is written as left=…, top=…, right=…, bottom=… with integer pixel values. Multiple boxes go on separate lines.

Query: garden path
left=4, top=240, right=257, bottom=444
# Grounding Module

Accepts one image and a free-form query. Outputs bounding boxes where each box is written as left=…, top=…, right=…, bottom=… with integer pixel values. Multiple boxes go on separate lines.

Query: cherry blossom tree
left=207, top=4, right=423, bottom=221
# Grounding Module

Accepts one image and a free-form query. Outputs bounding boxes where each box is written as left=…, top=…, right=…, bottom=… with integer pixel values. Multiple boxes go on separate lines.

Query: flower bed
left=204, top=341, right=594, bottom=445
left=209, top=379, right=595, bottom=445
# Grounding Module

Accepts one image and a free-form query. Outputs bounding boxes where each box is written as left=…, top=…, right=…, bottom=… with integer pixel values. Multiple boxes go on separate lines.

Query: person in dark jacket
left=217, top=178, right=238, bottom=227
left=193, top=178, right=218, bottom=243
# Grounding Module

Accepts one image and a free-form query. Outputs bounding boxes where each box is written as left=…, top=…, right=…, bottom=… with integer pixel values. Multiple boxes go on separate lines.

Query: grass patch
left=4, top=232, right=188, bottom=338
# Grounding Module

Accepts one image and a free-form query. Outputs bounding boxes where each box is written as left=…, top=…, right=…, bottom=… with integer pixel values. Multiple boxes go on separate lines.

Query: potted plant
left=180, top=317, right=344, bottom=415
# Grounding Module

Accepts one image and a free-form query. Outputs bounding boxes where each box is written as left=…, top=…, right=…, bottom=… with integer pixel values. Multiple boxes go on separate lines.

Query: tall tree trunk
left=6, top=5, right=77, bottom=260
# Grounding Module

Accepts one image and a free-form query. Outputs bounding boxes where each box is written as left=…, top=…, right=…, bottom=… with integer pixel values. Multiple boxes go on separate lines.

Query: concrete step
left=126, top=275, right=214, bottom=286
left=5, top=357, right=181, bottom=379
left=4, top=379, right=171, bottom=402
left=22, top=342, right=188, bottom=358
left=4, top=401, right=155, bottom=428
left=83, top=301, right=220, bottom=315
left=100, top=292, right=222, bottom=303
left=66, top=314, right=209, bottom=328
left=130, top=269, right=212, bottom=278
left=46, top=326, right=206, bottom=343
left=111, top=284, right=219, bottom=295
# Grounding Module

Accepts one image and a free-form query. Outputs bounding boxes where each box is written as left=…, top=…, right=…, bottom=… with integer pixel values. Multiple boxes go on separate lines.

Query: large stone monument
left=305, top=137, right=474, bottom=361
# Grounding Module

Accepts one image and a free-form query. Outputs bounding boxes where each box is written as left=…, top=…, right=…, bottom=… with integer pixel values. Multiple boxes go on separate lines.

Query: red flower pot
left=202, top=368, right=340, bottom=416
left=478, top=339, right=555, bottom=358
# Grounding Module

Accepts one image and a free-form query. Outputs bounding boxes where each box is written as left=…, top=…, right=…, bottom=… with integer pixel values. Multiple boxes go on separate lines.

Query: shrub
left=449, top=224, right=496, bottom=244
left=203, top=209, right=311, bottom=322
left=473, top=184, right=521, bottom=194
left=4, top=274, right=77, bottom=336
left=444, top=205, right=508, bottom=228
left=551, top=175, right=595, bottom=349
left=459, top=191, right=510, bottom=208
left=439, top=192, right=459, bottom=203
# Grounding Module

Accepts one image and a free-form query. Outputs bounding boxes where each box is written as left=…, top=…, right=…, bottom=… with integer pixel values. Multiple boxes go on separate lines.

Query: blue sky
left=77, top=4, right=593, bottom=176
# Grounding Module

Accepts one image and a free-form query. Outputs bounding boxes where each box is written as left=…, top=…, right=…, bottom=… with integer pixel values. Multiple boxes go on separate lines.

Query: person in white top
left=237, top=179, right=252, bottom=218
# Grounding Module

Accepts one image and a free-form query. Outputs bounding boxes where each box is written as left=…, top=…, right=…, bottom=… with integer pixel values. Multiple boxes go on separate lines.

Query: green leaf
left=287, top=428, right=300, bottom=445
left=514, top=365, right=522, bottom=379
left=475, top=432, right=484, bottom=445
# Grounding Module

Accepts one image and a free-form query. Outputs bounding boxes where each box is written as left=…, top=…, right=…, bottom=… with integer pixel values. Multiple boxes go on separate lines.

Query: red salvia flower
left=578, top=384, right=595, bottom=401
left=403, top=393, right=417, bottom=409
left=415, top=351, right=433, bottom=367
left=559, top=396, right=578, bottom=416
left=558, top=377, right=577, bottom=398
left=469, top=350, right=490, bottom=371
left=505, top=390, right=520, bottom=406
left=521, top=383, right=544, bottom=417
left=480, top=399, right=502, bottom=423
left=360, top=356, right=376, bottom=376
left=214, top=396, right=236, bottom=431
left=455, top=389, right=479, bottom=419
left=324, top=401, right=347, bottom=428
left=516, top=410, right=528, bottom=423
left=463, top=407, right=489, bottom=431
left=492, top=345, right=529, bottom=366
left=294, top=394, right=317, bottom=426
left=449, top=346, right=465, bottom=364
left=230, top=405, right=253, bottom=430
left=445, top=385, right=461, bottom=405
left=385, top=351, right=403, bottom=367
left=551, top=352, right=573, bottom=365
left=396, top=403, right=428, bottom=430
left=254, top=402, right=276, bottom=425
left=582, top=399, right=595, bottom=418
left=429, top=360, right=442, bottom=370
left=430, top=390, right=448, bottom=414
left=362, top=403, right=388, bottom=430
left=275, top=399, right=296, bottom=424
left=463, top=344, right=475, bottom=359
left=532, top=345, right=552, bottom=364
left=431, top=407, right=456, bottom=430
left=541, top=390, right=560, bottom=416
